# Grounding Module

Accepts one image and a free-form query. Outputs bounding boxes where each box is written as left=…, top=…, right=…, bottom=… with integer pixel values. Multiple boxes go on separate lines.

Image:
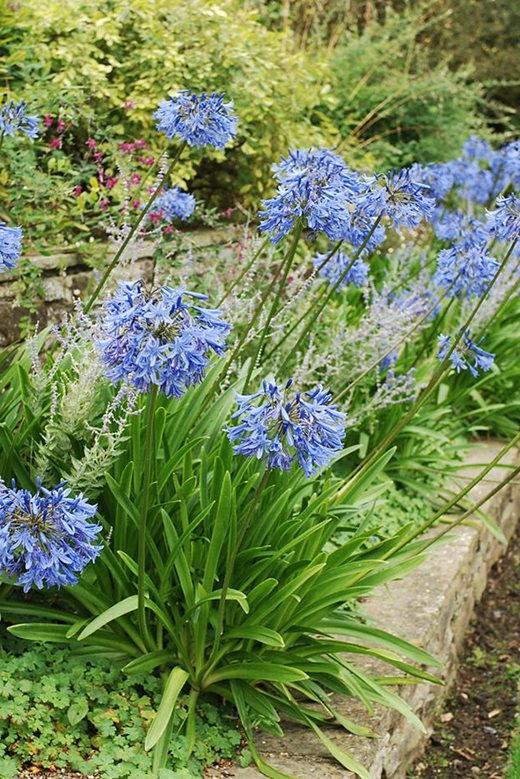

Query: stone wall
left=0, top=227, right=237, bottom=346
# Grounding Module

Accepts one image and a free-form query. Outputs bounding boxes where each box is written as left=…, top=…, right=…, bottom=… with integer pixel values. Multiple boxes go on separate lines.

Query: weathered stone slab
left=211, top=442, right=520, bottom=779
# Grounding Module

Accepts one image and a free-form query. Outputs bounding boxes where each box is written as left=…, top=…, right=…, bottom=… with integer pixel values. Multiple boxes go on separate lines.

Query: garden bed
left=216, top=441, right=520, bottom=779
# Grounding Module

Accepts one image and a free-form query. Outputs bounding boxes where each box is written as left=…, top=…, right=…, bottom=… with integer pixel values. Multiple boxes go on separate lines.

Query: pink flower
left=105, top=176, right=118, bottom=190
left=99, top=198, right=110, bottom=211
left=56, top=118, right=66, bottom=132
left=129, top=173, right=141, bottom=186
left=93, top=151, right=103, bottom=163
left=43, top=115, right=54, bottom=128
left=72, top=185, right=83, bottom=197
left=49, top=137, right=62, bottom=150
left=86, top=137, right=97, bottom=149
left=118, top=141, right=135, bottom=154
left=221, top=207, right=235, bottom=219
left=124, top=99, right=135, bottom=110
left=131, top=199, right=141, bottom=209
left=148, top=211, right=163, bottom=224
left=163, top=225, right=175, bottom=235
left=140, top=156, right=154, bottom=166
left=134, top=139, right=147, bottom=150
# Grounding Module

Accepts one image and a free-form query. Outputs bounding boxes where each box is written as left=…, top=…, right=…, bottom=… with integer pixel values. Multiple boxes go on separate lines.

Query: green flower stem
left=84, top=141, right=187, bottom=313
left=217, top=236, right=271, bottom=307
left=335, top=239, right=516, bottom=503
left=244, top=222, right=303, bottom=387
left=410, top=294, right=457, bottom=369
left=208, top=222, right=304, bottom=394
left=264, top=239, right=344, bottom=361
left=275, top=214, right=383, bottom=374
left=138, top=384, right=159, bottom=652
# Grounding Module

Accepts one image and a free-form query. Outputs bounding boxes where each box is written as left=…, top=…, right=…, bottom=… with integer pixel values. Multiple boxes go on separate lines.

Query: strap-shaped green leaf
left=144, top=667, right=189, bottom=750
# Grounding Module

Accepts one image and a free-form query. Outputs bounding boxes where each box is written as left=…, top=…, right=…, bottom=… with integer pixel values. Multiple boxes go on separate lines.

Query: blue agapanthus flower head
left=434, top=233, right=498, bottom=298
left=259, top=148, right=364, bottom=243
left=152, top=186, right=196, bottom=222
left=0, top=99, right=39, bottom=139
left=437, top=332, right=495, bottom=378
left=462, top=136, right=494, bottom=163
left=313, top=251, right=368, bottom=289
left=96, top=281, right=231, bottom=398
left=0, top=223, right=22, bottom=272
left=342, top=204, right=386, bottom=253
left=432, top=207, right=466, bottom=242
left=410, top=162, right=455, bottom=201
left=154, top=90, right=237, bottom=149
left=487, top=194, right=520, bottom=243
left=358, top=168, right=436, bottom=230
left=490, top=140, right=520, bottom=195
left=0, top=480, right=101, bottom=592
left=450, top=158, right=493, bottom=205
left=227, top=379, right=346, bottom=477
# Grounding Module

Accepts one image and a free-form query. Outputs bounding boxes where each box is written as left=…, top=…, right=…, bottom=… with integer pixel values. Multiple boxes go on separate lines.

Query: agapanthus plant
left=154, top=90, right=237, bottom=149
left=0, top=99, right=39, bottom=139
left=0, top=481, right=101, bottom=592
left=150, top=186, right=196, bottom=222
left=259, top=148, right=363, bottom=243
left=437, top=332, right=495, bottom=377
left=95, top=281, right=231, bottom=398
left=228, top=379, right=346, bottom=476
left=0, top=223, right=22, bottom=272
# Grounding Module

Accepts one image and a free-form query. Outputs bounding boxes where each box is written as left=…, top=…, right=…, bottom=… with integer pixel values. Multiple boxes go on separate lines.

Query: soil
left=413, top=527, right=520, bottom=778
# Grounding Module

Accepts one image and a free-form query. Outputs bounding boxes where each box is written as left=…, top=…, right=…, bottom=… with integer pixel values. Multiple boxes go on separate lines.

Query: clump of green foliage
left=328, top=5, right=490, bottom=169
left=0, top=641, right=242, bottom=778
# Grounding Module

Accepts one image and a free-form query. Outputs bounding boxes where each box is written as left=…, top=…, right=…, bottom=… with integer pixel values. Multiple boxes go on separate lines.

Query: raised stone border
left=213, top=441, right=520, bottom=779
left=0, top=227, right=237, bottom=346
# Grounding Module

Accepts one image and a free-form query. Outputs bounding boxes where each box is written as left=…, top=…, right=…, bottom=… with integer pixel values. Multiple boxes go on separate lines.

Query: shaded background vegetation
left=0, top=0, right=518, bottom=249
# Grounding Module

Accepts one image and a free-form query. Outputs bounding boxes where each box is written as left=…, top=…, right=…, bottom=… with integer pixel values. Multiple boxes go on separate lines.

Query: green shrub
left=327, top=5, right=491, bottom=169
left=1, top=0, right=333, bottom=230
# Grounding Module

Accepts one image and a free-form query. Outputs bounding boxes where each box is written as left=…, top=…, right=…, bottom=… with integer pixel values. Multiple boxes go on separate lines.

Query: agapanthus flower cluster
left=313, top=252, right=368, bottom=289
left=411, top=162, right=455, bottom=201
left=227, top=379, right=346, bottom=477
left=342, top=206, right=386, bottom=254
left=487, top=194, right=520, bottom=243
left=154, top=90, right=237, bottom=149
left=434, top=234, right=498, bottom=298
left=490, top=140, right=520, bottom=195
left=151, top=186, right=196, bottom=222
left=454, top=160, right=494, bottom=205
left=432, top=207, right=465, bottom=242
left=0, top=223, right=22, bottom=272
left=359, top=168, right=436, bottom=230
left=0, top=99, right=39, bottom=139
left=0, top=480, right=102, bottom=592
left=95, top=281, right=231, bottom=398
left=259, top=148, right=363, bottom=243
left=437, top=333, right=495, bottom=378
left=462, top=136, right=494, bottom=163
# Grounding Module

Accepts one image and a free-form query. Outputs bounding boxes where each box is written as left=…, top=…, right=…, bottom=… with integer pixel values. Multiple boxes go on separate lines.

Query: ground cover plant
left=1, top=60, right=520, bottom=779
